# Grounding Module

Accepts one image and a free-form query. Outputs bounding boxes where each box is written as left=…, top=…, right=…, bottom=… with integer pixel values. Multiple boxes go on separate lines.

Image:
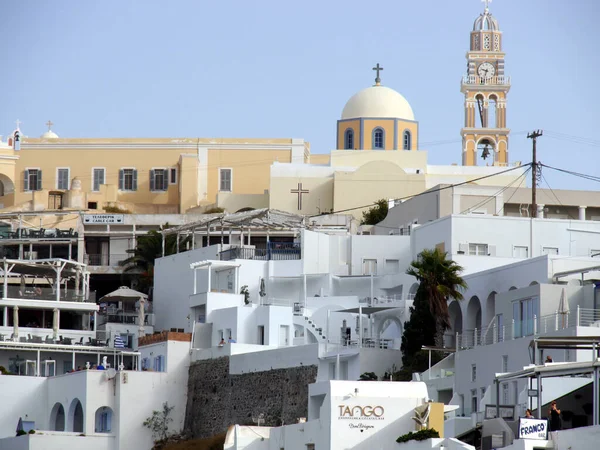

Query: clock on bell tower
left=461, top=0, right=510, bottom=166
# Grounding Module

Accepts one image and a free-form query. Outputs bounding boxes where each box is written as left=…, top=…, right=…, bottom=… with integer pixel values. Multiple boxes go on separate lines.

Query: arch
left=476, top=137, right=497, bottom=163
left=448, top=300, right=463, bottom=344
left=372, top=127, right=385, bottom=150
left=0, top=174, right=15, bottom=197
left=488, top=94, right=498, bottom=128
left=67, top=398, right=84, bottom=433
left=344, top=128, right=354, bottom=150
left=529, top=281, right=539, bottom=286
left=407, top=283, right=419, bottom=300
left=485, top=292, right=497, bottom=327
left=466, top=296, right=482, bottom=331
left=403, top=130, right=412, bottom=150
left=95, top=406, right=113, bottom=433
left=376, top=316, right=403, bottom=339
left=49, top=402, right=65, bottom=431
left=509, top=286, right=517, bottom=291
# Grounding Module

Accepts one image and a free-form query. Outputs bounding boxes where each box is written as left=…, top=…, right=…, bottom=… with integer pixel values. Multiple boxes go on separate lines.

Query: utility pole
left=527, top=130, right=543, bottom=218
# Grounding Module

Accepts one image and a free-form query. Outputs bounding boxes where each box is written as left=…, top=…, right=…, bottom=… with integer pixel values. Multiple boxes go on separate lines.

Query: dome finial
left=372, top=63, right=384, bottom=86
left=482, top=0, right=492, bottom=13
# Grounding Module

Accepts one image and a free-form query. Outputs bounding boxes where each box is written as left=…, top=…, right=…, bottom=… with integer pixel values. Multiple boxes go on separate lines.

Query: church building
left=0, top=2, right=521, bottom=220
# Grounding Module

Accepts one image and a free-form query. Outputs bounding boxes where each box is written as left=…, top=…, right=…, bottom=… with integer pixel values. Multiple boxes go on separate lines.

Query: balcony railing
left=4, top=286, right=96, bottom=303
left=85, top=253, right=129, bottom=267
left=219, top=243, right=301, bottom=261
left=462, top=75, right=511, bottom=86
left=0, top=228, right=79, bottom=240
left=452, top=307, right=600, bottom=350
left=97, top=311, right=154, bottom=326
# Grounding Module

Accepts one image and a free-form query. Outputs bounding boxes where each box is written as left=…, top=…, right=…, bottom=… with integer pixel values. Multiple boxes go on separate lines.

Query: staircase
left=304, top=316, right=327, bottom=341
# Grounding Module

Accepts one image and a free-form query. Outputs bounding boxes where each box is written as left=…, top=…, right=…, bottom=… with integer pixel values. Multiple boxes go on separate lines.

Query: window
left=96, top=409, right=112, bottom=433
left=23, top=169, right=42, bottom=191
left=513, top=296, right=540, bottom=338
left=219, top=168, right=232, bottom=192
left=373, top=128, right=384, bottom=149
left=403, top=130, right=412, bottom=150
left=496, top=314, right=504, bottom=342
left=92, top=168, right=105, bottom=192
left=344, top=129, right=354, bottom=149
left=483, top=34, right=491, bottom=50
left=471, top=364, right=477, bottom=382
left=150, top=169, right=168, bottom=191
left=384, top=259, right=399, bottom=275
left=48, top=192, right=63, bottom=209
left=153, top=355, right=165, bottom=372
left=56, top=168, right=70, bottom=190
left=513, top=246, right=529, bottom=258
left=362, top=259, right=377, bottom=276
left=471, top=390, right=478, bottom=413
left=88, top=202, right=98, bottom=210
left=502, top=355, right=508, bottom=372
left=169, top=167, right=177, bottom=184
left=118, top=168, right=138, bottom=191
left=542, top=247, right=558, bottom=256
left=512, top=381, right=518, bottom=404
left=469, top=243, right=488, bottom=256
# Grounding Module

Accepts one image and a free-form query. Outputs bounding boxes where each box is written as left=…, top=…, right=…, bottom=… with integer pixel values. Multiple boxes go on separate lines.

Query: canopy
left=99, top=286, right=148, bottom=303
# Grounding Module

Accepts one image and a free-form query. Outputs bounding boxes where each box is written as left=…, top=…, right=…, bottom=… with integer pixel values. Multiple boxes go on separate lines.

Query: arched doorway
left=448, top=301, right=463, bottom=348
left=376, top=316, right=403, bottom=340
left=484, top=292, right=497, bottom=344
left=466, top=296, right=482, bottom=345
left=95, top=406, right=113, bottom=433
left=407, top=283, right=419, bottom=300
left=0, top=174, right=15, bottom=198
left=49, top=403, right=65, bottom=431
left=68, top=398, right=84, bottom=433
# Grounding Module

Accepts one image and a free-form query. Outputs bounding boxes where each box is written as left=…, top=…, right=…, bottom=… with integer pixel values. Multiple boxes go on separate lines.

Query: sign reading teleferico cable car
left=83, top=214, right=124, bottom=224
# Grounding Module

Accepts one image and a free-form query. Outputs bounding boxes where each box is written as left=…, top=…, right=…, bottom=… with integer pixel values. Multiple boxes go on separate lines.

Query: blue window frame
left=373, top=128, right=385, bottom=149
left=344, top=129, right=354, bottom=149
left=403, top=130, right=412, bottom=150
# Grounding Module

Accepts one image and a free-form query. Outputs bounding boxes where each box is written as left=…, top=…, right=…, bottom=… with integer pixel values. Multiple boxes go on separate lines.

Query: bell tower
left=461, top=0, right=510, bottom=166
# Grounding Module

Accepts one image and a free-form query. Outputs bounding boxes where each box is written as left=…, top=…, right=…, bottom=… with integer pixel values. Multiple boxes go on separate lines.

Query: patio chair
left=75, top=337, right=83, bottom=345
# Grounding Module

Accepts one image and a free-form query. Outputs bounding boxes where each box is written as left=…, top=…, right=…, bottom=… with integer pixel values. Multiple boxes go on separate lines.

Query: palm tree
left=120, top=224, right=189, bottom=293
left=406, top=248, right=467, bottom=347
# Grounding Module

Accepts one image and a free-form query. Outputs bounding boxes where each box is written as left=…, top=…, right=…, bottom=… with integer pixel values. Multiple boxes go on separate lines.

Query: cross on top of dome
left=372, top=63, right=384, bottom=86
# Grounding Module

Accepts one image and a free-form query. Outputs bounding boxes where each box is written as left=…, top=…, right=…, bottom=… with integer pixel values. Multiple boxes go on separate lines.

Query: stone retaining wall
left=184, top=356, right=317, bottom=438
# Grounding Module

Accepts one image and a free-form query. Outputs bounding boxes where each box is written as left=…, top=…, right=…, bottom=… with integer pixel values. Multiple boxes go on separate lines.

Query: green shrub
left=359, top=372, right=378, bottom=381
left=28, top=430, right=35, bottom=434
left=396, top=428, right=440, bottom=444
left=104, top=205, right=131, bottom=214
left=204, top=207, right=225, bottom=214
left=16, top=430, right=27, bottom=437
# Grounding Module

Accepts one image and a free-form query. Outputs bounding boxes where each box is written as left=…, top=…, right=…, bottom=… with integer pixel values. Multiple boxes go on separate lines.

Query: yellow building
left=0, top=127, right=308, bottom=215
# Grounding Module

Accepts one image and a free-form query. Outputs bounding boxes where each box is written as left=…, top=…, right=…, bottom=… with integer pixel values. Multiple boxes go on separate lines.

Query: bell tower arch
left=461, top=1, right=510, bottom=166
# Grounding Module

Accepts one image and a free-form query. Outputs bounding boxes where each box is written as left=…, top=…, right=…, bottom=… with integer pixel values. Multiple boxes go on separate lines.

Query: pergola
left=189, top=260, right=242, bottom=295
left=159, top=208, right=306, bottom=255
left=494, top=336, right=600, bottom=424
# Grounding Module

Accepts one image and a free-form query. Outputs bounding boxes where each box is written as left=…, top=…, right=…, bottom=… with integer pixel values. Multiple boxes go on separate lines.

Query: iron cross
left=482, top=0, right=492, bottom=11
left=372, top=63, right=384, bottom=83
left=290, top=182, right=309, bottom=211
left=46, top=120, right=54, bottom=130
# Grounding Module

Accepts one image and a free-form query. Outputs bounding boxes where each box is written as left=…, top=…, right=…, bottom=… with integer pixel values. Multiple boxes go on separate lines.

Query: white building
left=224, top=380, right=473, bottom=450
left=0, top=331, right=190, bottom=450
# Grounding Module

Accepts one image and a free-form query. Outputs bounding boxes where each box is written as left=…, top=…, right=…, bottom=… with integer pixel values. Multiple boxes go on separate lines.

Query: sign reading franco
left=518, top=418, right=548, bottom=440
left=338, top=405, right=385, bottom=420
left=83, top=214, right=125, bottom=225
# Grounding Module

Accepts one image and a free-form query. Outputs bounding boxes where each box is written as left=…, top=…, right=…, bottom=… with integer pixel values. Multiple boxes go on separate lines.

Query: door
left=279, top=325, right=289, bottom=347
left=257, top=326, right=265, bottom=345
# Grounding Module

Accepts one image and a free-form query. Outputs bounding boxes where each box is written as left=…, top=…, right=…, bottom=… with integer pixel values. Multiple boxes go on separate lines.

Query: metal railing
left=219, top=244, right=301, bottom=261
left=97, top=312, right=154, bottom=326
left=85, top=254, right=129, bottom=267
left=453, top=307, right=600, bottom=350
left=462, top=75, right=511, bottom=86
left=0, top=228, right=79, bottom=240
left=5, top=286, right=96, bottom=302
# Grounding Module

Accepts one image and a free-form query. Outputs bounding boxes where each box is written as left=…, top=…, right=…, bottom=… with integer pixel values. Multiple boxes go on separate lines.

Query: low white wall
left=229, top=344, right=319, bottom=374
left=0, top=433, right=114, bottom=450
left=0, top=375, right=47, bottom=437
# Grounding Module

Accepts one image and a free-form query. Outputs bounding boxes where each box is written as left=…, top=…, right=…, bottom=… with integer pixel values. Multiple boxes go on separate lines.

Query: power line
left=496, top=167, right=531, bottom=216
left=310, top=162, right=532, bottom=217
left=540, top=172, right=577, bottom=220
left=539, top=164, right=600, bottom=184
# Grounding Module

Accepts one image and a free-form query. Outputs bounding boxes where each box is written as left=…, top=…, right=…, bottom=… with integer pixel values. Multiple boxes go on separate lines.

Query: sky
left=1, top=0, right=599, bottom=191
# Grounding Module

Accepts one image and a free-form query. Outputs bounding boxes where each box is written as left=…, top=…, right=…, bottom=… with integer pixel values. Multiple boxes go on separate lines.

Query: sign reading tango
left=83, top=214, right=124, bottom=224
left=518, top=418, right=548, bottom=440
left=338, top=405, right=385, bottom=420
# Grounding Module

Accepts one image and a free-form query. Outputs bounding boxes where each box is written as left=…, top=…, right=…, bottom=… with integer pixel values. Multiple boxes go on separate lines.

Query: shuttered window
left=92, top=168, right=105, bottom=192
left=118, top=169, right=137, bottom=191
left=23, top=169, right=42, bottom=191
left=57, top=168, right=70, bottom=190
left=150, top=169, right=168, bottom=191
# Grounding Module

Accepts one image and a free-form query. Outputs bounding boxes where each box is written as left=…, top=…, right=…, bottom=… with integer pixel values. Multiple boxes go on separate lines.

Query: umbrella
left=259, top=278, right=266, bottom=298
left=13, top=306, right=19, bottom=340
left=99, top=286, right=148, bottom=303
left=52, top=308, right=59, bottom=340
left=558, top=287, right=569, bottom=328
left=138, top=299, right=145, bottom=336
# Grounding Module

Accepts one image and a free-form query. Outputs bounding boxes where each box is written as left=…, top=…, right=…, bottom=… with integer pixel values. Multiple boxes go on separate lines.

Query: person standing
left=549, top=401, right=561, bottom=431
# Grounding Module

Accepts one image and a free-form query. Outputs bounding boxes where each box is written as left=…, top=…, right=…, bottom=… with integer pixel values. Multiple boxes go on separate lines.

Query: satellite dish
left=106, top=368, right=117, bottom=380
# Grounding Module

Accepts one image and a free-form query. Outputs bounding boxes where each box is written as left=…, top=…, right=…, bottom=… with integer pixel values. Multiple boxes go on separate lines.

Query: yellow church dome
left=41, top=130, right=59, bottom=139
left=341, top=85, right=415, bottom=121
